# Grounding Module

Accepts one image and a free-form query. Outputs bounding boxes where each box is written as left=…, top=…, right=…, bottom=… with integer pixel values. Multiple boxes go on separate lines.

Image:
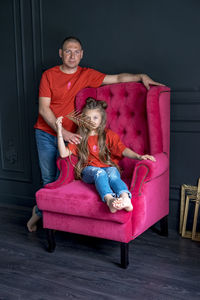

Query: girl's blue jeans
left=81, top=166, right=132, bottom=202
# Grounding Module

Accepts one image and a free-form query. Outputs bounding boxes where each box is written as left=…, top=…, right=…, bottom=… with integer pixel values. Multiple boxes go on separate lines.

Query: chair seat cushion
left=36, top=180, right=132, bottom=224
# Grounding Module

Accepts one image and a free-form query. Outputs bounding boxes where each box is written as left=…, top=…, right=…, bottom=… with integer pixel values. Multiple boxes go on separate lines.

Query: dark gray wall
left=1, top=0, right=200, bottom=229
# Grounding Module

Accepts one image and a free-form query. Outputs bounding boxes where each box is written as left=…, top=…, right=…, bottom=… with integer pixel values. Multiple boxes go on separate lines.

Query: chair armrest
left=44, top=155, right=78, bottom=189
left=130, top=152, right=169, bottom=196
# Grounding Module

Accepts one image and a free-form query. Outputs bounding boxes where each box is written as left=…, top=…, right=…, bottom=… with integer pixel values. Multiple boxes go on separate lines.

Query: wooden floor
left=0, top=204, right=200, bottom=300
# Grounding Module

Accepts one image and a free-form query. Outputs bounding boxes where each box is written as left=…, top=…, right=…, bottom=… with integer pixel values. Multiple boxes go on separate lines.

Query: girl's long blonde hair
left=74, top=98, right=120, bottom=179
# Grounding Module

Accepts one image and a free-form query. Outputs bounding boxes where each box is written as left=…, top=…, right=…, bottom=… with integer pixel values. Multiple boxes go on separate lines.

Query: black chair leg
left=160, top=215, right=168, bottom=236
left=120, top=242, right=129, bottom=269
left=46, top=229, right=56, bottom=252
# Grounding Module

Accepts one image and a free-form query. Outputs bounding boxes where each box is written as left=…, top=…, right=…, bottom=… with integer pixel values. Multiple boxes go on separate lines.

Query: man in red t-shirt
left=27, top=36, right=163, bottom=231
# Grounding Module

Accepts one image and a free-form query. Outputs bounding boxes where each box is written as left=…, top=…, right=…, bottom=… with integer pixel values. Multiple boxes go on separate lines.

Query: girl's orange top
left=34, top=66, right=105, bottom=136
left=68, top=129, right=126, bottom=168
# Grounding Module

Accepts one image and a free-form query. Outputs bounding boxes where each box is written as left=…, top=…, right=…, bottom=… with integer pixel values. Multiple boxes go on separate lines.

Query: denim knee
left=94, top=169, right=107, bottom=181
left=106, top=167, right=120, bottom=181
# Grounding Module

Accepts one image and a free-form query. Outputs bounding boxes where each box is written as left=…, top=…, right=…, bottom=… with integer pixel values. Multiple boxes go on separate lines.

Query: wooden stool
left=181, top=178, right=200, bottom=241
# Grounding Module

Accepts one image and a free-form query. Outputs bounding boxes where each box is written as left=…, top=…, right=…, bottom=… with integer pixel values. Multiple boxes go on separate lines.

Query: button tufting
left=116, top=111, right=120, bottom=117
left=137, top=130, right=141, bottom=135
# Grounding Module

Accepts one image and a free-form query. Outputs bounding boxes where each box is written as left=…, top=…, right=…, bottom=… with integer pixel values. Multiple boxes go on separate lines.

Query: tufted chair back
left=75, top=82, right=161, bottom=185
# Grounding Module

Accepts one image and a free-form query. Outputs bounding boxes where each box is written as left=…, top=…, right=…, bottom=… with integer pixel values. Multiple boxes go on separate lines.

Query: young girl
left=56, top=98, right=156, bottom=213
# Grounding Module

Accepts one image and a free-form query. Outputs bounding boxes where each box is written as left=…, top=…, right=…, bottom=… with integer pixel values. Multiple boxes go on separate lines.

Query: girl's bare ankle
left=104, top=194, right=114, bottom=202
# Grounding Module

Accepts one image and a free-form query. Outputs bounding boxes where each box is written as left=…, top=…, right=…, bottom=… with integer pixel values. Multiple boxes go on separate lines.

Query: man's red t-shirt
left=68, top=129, right=126, bottom=168
left=34, top=66, right=106, bottom=136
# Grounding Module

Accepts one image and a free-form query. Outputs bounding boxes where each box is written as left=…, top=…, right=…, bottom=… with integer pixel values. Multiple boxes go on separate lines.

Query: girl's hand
left=140, top=154, right=156, bottom=162
left=55, top=116, right=63, bottom=129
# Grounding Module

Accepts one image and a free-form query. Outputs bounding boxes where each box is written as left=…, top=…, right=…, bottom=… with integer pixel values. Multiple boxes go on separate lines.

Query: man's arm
left=39, top=97, right=81, bottom=144
left=102, top=73, right=164, bottom=90
left=39, top=97, right=57, bottom=131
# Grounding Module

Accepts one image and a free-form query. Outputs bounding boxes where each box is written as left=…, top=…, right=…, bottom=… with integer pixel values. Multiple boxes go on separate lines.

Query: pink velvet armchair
left=36, top=82, right=170, bottom=268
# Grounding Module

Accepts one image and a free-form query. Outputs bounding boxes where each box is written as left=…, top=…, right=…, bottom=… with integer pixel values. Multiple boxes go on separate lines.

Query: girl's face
left=85, top=109, right=102, bottom=130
